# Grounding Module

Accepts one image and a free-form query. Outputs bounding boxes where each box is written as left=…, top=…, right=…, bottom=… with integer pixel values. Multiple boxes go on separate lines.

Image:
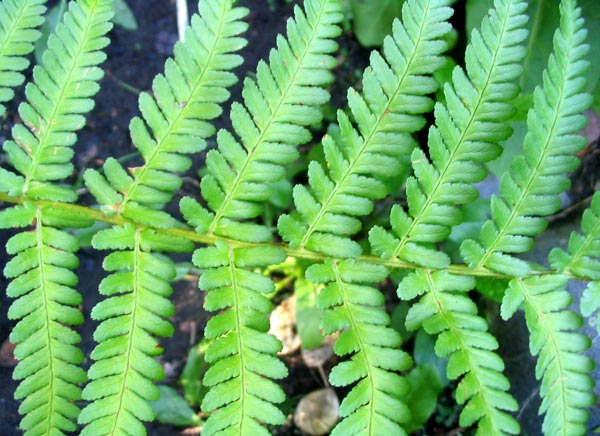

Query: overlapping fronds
left=461, top=0, right=591, bottom=276
left=192, top=242, right=287, bottom=436
left=180, top=1, right=343, bottom=434
left=79, top=1, right=249, bottom=433
left=78, top=226, right=193, bottom=435
left=399, top=270, right=519, bottom=435
left=0, top=0, right=46, bottom=117
left=502, top=276, right=594, bottom=436
left=307, top=259, right=412, bottom=435
left=370, top=0, right=528, bottom=269
left=277, top=0, right=453, bottom=258
left=0, top=1, right=113, bottom=434
left=84, top=0, right=249, bottom=223
left=182, top=0, right=343, bottom=242
left=0, top=0, right=113, bottom=202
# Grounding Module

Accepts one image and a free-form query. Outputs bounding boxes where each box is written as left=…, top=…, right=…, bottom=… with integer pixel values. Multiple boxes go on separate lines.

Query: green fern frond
left=399, top=270, right=520, bottom=435
left=84, top=0, right=249, bottom=221
left=0, top=0, right=113, bottom=202
left=181, top=0, right=343, bottom=242
left=277, top=0, right=453, bottom=258
left=191, top=243, right=288, bottom=436
left=78, top=2, right=249, bottom=433
left=78, top=226, right=193, bottom=435
left=307, top=259, right=412, bottom=435
left=549, top=192, right=600, bottom=280
left=180, top=2, right=343, bottom=433
left=0, top=0, right=47, bottom=117
left=461, top=0, right=591, bottom=276
left=503, top=276, right=594, bottom=436
left=370, top=0, right=528, bottom=269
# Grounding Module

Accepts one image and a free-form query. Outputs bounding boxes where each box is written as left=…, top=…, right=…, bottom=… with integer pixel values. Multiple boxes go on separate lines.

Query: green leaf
left=295, top=276, right=326, bottom=349
left=404, top=364, right=443, bottom=433
left=180, top=340, right=211, bottom=407
left=150, top=385, right=203, bottom=427
left=350, top=0, right=403, bottom=46
left=113, top=0, right=137, bottom=30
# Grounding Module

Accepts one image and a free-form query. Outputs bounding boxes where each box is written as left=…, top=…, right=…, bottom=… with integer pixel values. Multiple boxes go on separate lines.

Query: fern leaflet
left=181, top=1, right=343, bottom=434
left=460, top=1, right=596, bottom=433
left=182, top=0, right=343, bottom=242
left=0, top=0, right=47, bottom=117
left=307, top=260, right=412, bottom=435
left=461, top=0, right=592, bottom=275
left=278, top=0, right=453, bottom=258
left=370, top=0, right=528, bottom=269
left=503, top=276, right=594, bottom=436
left=399, top=270, right=519, bottom=435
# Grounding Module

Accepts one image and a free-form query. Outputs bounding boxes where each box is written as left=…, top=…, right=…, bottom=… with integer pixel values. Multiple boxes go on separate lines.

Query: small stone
left=301, top=336, right=335, bottom=368
left=294, top=388, right=339, bottom=436
left=269, top=295, right=301, bottom=355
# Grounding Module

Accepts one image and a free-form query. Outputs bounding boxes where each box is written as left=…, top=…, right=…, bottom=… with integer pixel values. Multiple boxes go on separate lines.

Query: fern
left=79, top=1, right=250, bottom=434
left=278, top=0, right=453, bottom=258
left=460, top=1, right=596, bottom=433
left=181, top=1, right=344, bottom=433
left=0, top=0, right=599, bottom=435
left=550, top=192, right=600, bottom=335
left=364, top=0, right=529, bottom=433
left=278, top=0, right=455, bottom=433
left=0, top=0, right=47, bottom=117
left=0, top=1, right=113, bottom=434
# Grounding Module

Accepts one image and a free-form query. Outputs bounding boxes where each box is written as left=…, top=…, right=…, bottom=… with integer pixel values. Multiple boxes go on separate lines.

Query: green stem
left=0, top=191, right=563, bottom=280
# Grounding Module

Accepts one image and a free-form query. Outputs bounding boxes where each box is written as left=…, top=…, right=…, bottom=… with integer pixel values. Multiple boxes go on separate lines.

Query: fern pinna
left=0, top=0, right=599, bottom=435
left=461, top=0, right=596, bottom=433
left=0, top=0, right=47, bottom=117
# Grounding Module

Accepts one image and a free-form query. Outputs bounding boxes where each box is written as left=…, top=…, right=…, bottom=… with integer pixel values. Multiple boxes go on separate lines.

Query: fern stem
left=108, top=228, right=142, bottom=434
left=35, top=207, right=58, bottom=434
left=0, top=191, right=553, bottom=280
left=229, top=244, right=248, bottom=434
